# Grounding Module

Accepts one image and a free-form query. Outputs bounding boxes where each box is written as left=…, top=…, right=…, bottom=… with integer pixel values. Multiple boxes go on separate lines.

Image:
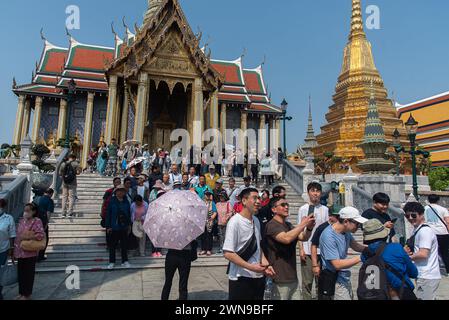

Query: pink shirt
left=216, top=202, right=232, bottom=226
left=14, top=217, right=45, bottom=259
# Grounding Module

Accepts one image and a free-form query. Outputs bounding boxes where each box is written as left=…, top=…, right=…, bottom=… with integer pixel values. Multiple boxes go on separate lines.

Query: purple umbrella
left=143, top=189, right=208, bottom=250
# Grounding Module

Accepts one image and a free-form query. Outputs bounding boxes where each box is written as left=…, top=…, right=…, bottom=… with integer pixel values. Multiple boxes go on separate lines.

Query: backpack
left=357, top=242, right=390, bottom=300
left=63, top=162, right=76, bottom=185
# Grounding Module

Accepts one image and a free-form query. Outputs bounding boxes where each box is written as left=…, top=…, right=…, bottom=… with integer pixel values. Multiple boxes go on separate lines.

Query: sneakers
left=107, top=263, right=115, bottom=270
left=121, top=261, right=131, bottom=268
left=151, top=253, right=158, bottom=258
left=157, top=252, right=163, bottom=258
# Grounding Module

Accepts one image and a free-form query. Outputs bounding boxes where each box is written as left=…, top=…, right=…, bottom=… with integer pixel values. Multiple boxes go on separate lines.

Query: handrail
left=282, top=159, right=304, bottom=196
left=353, top=185, right=406, bottom=242
left=0, top=175, right=28, bottom=222
left=51, top=148, right=69, bottom=197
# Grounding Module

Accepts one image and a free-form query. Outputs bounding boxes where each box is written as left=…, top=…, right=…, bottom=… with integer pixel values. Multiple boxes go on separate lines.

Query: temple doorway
left=144, top=80, right=189, bottom=152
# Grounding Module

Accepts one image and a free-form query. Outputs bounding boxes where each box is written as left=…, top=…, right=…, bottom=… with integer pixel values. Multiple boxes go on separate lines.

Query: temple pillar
left=192, top=78, right=203, bottom=147
left=187, top=85, right=193, bottom=144
left=240, top=110, right=248, bottom=154
left=105, top=75, right=118, bottom=144
left=13, top=95, right=26, bottom=145
left=31, top=97, right=43, bottom=143
left=120, top=86, right=129, bottom=145
left=21, top=98, right=31, bottom=141
left=220, top=103, right=227, bottom=146
left=259, top=114, right=266, bottom=156
left=57, top=99, right=68, bottom=142
left=275, top=119, right=281, bottom=150
left=210, top=91, right=219, bottom=129
left=81, top=92, right=95, bottom=169
left=133, top=72, right=149, bottom=142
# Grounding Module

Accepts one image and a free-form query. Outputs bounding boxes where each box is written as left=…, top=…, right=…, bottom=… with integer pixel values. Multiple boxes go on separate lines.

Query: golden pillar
left=13, top=95, right=26, bottom=145
left=210, top=91, right=219, bottom=129
left=120, top=86, right=129, bottom=145
left=57, top=99, right=68, bottom=141
left=133, top=73, right=149, bottom=143
left=192, top=78, right=203, bottom=147
left=220, top=103, right=227, bottom=146
left=105, top=75, right=118, bottom=144
left=81, top=93, right=95, bottom=169
left=259, top=114, right=266, bottom=155
left=21, top=98, right=31, bottom=141
left=31, top=97, right=43, bottom=143
left=240, top=110, right=248, bottom=154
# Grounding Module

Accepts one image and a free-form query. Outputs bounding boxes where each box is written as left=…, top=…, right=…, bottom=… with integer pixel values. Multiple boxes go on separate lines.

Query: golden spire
left=349, top=0, right=366, bottom=40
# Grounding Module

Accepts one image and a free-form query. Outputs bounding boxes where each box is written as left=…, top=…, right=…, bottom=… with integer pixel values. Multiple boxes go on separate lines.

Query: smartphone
left=391, top=218, right=398, bottom=223
left=308, top=205, right=315, bottom=217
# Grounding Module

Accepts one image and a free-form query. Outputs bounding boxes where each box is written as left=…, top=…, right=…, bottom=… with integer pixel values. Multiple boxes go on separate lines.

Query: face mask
left=23, top=211, right=33, bottom=219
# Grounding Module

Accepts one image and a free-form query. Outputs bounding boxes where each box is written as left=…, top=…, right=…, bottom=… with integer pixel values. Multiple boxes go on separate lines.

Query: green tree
left=429, top=167, right=449, bottom=191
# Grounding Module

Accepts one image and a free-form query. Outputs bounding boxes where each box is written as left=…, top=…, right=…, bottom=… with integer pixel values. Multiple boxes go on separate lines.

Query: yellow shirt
left=205, top=173, right=220, bottom=190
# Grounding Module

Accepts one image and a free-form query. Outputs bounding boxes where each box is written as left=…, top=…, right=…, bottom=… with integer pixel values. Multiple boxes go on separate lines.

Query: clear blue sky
left=1, top=0, right=448, bottom=152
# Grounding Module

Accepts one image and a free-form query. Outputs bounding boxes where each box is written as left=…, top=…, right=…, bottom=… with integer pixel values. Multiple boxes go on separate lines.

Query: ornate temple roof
left=13, top=0, right=282, bottom=114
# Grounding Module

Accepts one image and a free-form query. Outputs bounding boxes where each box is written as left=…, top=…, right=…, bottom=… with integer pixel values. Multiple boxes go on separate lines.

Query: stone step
left=48, top=236, right=105, bottom=245
left=49, top=225, right=104, bottom=231
left=49, top=230, right=106, bottom=237
left=46, top=242, right=107, bottom=251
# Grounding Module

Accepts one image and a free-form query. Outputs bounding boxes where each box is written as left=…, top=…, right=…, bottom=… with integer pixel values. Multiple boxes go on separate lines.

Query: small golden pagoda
left=313, top=0, right=407, bottom=168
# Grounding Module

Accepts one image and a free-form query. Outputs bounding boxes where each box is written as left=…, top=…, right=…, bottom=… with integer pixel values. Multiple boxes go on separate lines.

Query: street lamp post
left=393, top=128, right=401, bottom=176
left=280, top=99, right=292, bottom=154
left=405, top=115, right=419, bottom=200
left=64, top=79, right=77, bottom=150
left=394, top=115, right=429, bottom=200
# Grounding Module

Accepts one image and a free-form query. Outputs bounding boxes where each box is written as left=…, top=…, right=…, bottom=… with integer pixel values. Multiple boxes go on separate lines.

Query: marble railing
left=0, top=175, right=28, bottom=221
left=283, top=159, right=304, bottom=195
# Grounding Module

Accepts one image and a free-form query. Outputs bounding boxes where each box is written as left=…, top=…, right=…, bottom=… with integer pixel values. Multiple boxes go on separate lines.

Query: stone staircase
left=37, top=173, right=360, bottom=273
left=37, top=174, right=305, bottom=272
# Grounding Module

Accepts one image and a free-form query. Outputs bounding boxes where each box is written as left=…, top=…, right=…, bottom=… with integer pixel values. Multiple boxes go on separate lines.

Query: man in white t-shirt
left=223, top=187, right=275, bottom=300
left=425, top=194, right=449, bottom=273
left=404, top=202, right=441, bottom=300
left=169, top=164, right=182, bottom=187
left=297, top=182, right=329, bottom=300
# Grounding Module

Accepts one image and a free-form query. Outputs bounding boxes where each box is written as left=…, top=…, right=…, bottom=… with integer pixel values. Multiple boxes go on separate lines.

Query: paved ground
left=3, top=265, right=449, bottom=300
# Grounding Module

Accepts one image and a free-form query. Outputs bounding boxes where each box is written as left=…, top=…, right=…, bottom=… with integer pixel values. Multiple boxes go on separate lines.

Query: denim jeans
left=0, top=250, right=8, bottom=300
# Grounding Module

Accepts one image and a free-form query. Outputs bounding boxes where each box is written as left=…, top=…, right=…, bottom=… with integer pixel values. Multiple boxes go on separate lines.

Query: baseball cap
left=338, top=206, right=368, bottom=224
left=216, top=179, right=224, bottom=184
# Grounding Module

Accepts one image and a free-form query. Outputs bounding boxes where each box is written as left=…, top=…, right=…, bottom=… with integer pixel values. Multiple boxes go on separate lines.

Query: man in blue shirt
left=319, top=207, right=367, bottom=300
left=361, top=219, right=418, bottom=300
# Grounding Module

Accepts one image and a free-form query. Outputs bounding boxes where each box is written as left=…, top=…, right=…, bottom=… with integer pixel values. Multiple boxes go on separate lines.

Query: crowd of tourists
left=87, top=141, right=286, bottom=184
left=1, top=145, right=448, bottom=301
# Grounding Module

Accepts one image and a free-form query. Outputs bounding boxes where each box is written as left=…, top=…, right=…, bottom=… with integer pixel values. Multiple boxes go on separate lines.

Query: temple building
left=313, top=0, right=408, bottom=168
left=11, top=0, right=283, bottom=168
left=397, top=91, right=449, bottom=167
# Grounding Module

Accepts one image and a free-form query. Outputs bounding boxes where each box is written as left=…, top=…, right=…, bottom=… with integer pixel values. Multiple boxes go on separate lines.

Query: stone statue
left=46, top=130, right=57, bottom=150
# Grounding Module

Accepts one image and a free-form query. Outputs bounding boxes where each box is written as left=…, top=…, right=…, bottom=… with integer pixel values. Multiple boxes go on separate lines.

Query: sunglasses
left=405, top=213, right=418, bottom=219
left=277, top=203, right=289, bottom=208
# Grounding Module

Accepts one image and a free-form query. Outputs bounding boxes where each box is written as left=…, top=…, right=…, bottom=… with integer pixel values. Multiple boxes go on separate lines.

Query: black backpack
left=63, top=162, right=76, bottom=185
left=357, top=242, right=390, bottom=300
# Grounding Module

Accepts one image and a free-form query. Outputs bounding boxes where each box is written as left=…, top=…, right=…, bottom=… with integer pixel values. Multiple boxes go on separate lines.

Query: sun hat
left=216, top=178, right=224, bottom=184
left=338, top=206, right=368, bottom=224
left=209, top=164, right=216, bottom=170
left=132, top=221, right=145, bottom=238
left=153, top=180, right=164, bottom=190
left=363, top=219, right=390, bottom=242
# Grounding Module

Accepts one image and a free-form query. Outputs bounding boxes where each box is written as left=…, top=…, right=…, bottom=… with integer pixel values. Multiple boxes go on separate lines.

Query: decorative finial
left=65, top=27, right=72, bottom=38
left=40, top=28, right=46, bottom=41
left=261, top=55, right=266, bottom=68
left=32, top=70, right=35, bottom=82
left=35, top=61, right=39, bottom=71
left=196, top=27, right=203, bottom=44
left=134, top=22, right=140, bottom=34
left=111, top=22, right=117, bottom=36
left=122, top=16, right=129, bottom=30
left=349, top=0, right=366, bottom=40
left=12, top=77, right=17, bottom=89
left=241, top=47, right=247, bottom=60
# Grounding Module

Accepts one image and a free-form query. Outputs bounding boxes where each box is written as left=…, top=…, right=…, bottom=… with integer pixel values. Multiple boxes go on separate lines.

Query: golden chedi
left=313, top=0, right=407, bottom=170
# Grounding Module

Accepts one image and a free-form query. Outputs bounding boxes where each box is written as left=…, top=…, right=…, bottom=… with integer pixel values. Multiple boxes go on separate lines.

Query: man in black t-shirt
left=265, top=197, right=315, bottom=300
left=361, top=193, right=396, bottom=242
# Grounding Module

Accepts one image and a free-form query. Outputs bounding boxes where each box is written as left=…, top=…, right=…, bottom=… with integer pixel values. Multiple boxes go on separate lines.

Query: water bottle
left=263, top=278, right=273, bottom=300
